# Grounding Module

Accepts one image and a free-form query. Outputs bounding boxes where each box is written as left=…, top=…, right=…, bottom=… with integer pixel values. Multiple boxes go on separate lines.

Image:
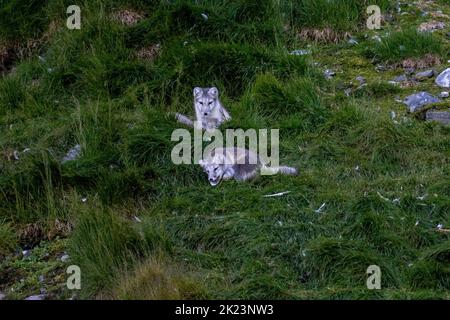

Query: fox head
left=198, top=153, right=226, bottom=186
left=193, top=87, right=219, bottom=118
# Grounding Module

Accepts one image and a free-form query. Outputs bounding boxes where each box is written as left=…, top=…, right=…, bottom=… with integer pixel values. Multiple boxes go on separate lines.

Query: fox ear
left=193, top=87, right=202, bottom=97
left=208, top=87, right=218, bottom=98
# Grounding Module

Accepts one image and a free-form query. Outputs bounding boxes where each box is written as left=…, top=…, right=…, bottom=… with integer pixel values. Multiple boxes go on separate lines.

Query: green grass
left=0, top=0, right=449, bottom=300
left=366, top=28, right=444, bottom=63
left=0, top=0, right=50, bottom=41
left=0, top=222, right=17, bottom=258
left=287, top=0, right=393, bottom=31
left=68, top=203, right=147, bottom=297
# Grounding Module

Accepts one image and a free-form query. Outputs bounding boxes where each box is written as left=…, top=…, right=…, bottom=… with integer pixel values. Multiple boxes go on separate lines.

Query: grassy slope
left=0, top=0, right=449, bottom=299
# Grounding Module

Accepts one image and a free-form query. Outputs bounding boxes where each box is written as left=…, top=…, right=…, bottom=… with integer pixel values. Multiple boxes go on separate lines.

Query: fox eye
left=208, top=101, right=213, bottom=105
left=198, top=101, right=203, bottom=105
left=214, top=167, right=218, bottom=172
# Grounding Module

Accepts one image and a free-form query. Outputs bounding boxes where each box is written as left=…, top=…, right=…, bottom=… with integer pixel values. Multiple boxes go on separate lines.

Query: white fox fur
left=199, top=147, right=298, bottom=186
left=175, top=87, right=231, bottom=130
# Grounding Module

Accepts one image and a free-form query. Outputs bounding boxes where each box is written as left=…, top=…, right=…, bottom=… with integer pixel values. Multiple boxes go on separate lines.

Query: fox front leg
left=222, top=107, right=232, bottom=122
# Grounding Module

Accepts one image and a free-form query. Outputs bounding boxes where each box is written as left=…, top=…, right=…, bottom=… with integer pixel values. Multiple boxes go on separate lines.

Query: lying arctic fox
left=175, top=87, right=231, bottom=131
left=198, top=147, right=298, bottom=186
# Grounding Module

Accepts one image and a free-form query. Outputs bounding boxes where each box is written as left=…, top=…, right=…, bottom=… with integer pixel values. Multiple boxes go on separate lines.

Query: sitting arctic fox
left=199, top=147, right=298, bottom=186
left=175, top=87, right=231, bottom=131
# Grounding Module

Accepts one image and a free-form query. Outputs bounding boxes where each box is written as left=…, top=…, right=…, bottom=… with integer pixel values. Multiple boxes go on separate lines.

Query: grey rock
left=439, top=91, right=449, bottom=98
left=393, top=74, right=407, bottom=82
left=0, top=292, right=5, bottom=300
left=25, top=294, right=46, bottom=301
left=38, top=275, right=45, bottom=283
left=414, top=69, right=435, bottom=81
left=22, top=250, right=31, bottom=258
left=324, top=69, right=336, bottom=80
left=62, top=144, right=81, bottom=163
left=426, top=110, right=450, bottom=125
left=403, top=92, right=441, bottom=113
left=60, top=254, right=70, bottom=262
left=355, top=76, right=366, bottom=85
left=435, top=68, right=450, bottom=88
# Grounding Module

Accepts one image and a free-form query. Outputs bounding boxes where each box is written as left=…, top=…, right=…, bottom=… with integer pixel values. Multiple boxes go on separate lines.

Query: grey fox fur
left=175, top=87, right=231, bottom=130
left=199, top=147, right=298, bottom=186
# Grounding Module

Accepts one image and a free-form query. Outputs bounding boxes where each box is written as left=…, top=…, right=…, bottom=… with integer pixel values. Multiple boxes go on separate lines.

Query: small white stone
left=60, top=254, right=70, bottom=262
left=315, top=203, right=326, bottom=213
left=390, top=111, right=396, bottom=119
left=22, top=250, right=31, bottom=258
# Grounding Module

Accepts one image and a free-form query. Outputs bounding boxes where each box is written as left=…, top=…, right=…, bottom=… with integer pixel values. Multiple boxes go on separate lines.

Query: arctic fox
left=198, top=147, right=298, bottom=186
left=175, top=87, right=231, bottom=131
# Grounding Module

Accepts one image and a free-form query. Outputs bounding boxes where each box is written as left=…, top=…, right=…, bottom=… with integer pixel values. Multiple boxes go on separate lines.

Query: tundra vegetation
left=0, top=0, right=449, bottom=299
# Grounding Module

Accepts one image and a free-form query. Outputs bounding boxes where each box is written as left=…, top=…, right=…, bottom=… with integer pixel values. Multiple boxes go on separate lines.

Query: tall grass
left=0, top=222, right=17, bottom=257
left=68, top=203, right=147, bottom=297
left=367, top=28, right=444, bottom=62
left=286, top=0, right=393, bottom=31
